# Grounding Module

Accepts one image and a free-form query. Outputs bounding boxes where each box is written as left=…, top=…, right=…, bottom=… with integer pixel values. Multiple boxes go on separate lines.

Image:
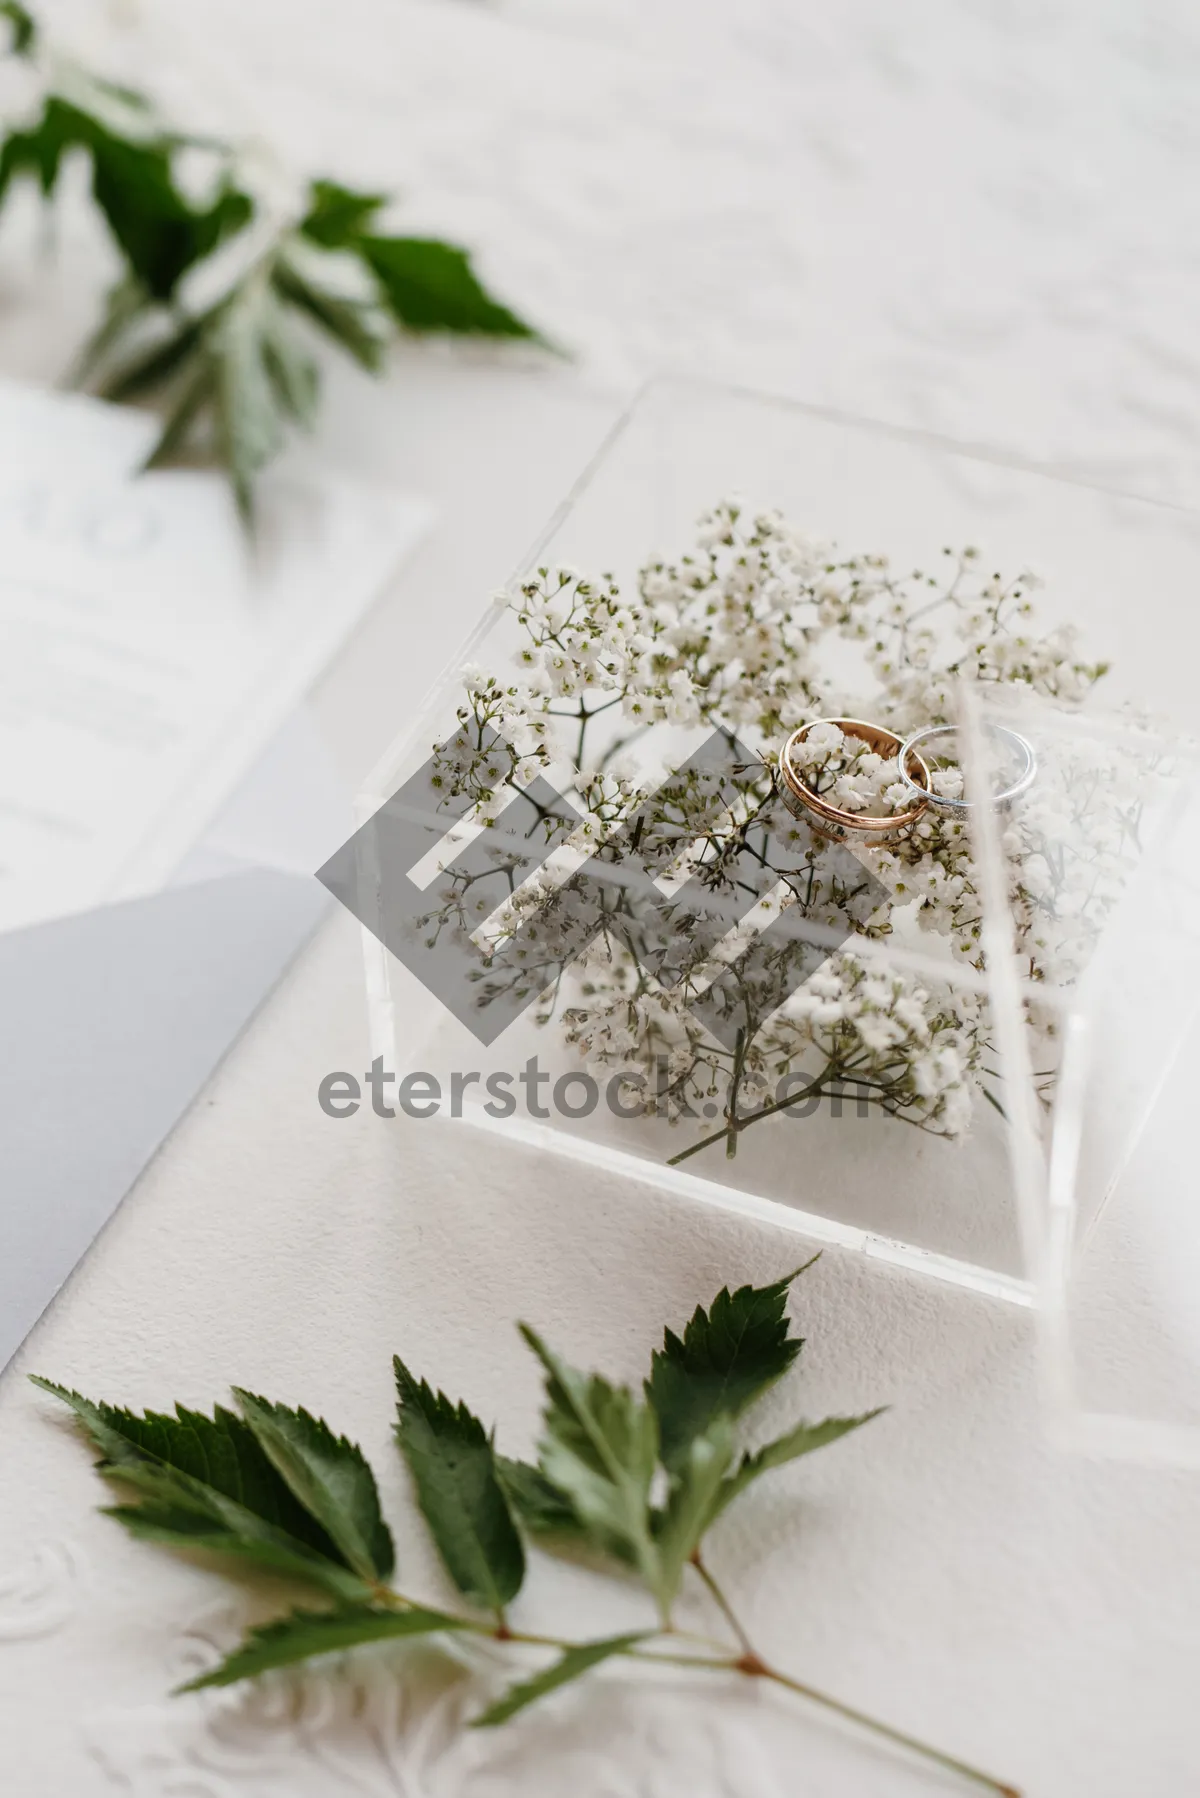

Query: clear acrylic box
left=326, top=379, right=1200, bottom=1315
left=968, top=686, right=1200, bottom=1463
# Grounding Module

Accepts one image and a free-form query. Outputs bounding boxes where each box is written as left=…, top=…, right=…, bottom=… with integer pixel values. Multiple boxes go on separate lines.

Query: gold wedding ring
left=778, top=717, right=932, bottom=845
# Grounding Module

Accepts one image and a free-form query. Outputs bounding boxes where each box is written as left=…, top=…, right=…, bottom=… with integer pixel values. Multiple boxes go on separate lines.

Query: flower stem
left=725, top=1027, right=747, bottom=1160
left=666, top=1063, right=838, bottom=1165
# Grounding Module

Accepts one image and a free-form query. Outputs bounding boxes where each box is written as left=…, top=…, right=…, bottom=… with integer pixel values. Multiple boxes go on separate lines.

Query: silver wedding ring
left=896, top=723, right=1036, bottom=814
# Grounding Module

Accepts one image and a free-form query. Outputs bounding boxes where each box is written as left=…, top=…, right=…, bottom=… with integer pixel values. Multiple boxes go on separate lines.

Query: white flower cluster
left=815, top=545, right=1106, bottom=735
left=1003, top=734, right=1151, bottom=991
left=787, top=721, right=912, bottom=818
left=422, top=499, right=1118, bottom=1151
left=563, top=941, right=716, bottom=1114
left=636, top=500, right=831, bottom=735
left=760, top=951, right=981, bottom=1139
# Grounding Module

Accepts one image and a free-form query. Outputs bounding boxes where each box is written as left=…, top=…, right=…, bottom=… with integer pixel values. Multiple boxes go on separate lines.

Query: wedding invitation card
left=0, top=385, right=430, bottom=934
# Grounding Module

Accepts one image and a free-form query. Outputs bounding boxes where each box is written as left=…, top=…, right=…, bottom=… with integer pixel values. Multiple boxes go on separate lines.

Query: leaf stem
left=623, top=1646, right=734, bottom=1671
left=369, top=1596, right=1021, bottom=1794
left=689, top=1551, right=754, bottom=1657
left=682, top=1556, right=1017, bottom=1797
left=664, top=1623, right=735, bottom=1655
left=355, top=1575, right=1019, bottom=1792
left=749, top=1658, right=1020, bottom=1798
left=620, top=1634, right=1019, bottom=1795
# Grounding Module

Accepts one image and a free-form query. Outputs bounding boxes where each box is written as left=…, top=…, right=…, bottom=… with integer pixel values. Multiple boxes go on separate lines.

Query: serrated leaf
left=496, top=1456, right=640, bottom=1570
left=34, top=1380, right=334, bottom=1538
left=97, top=1455, right=373, bottom=1594
left=234, top=1390, right=394, bottom=1585
left=652, top=1419, right=734, bottom=1604
left=178, top=1602, right=464, bottom=1692
left=646, top=1262, right=816, bottom=1472
left=519, top=1325, right=659, bottom=1593
left=393, top=1357, right=524, bottom=1611
left=495, top=1457, right=576, bottom=1535
left=300, top=178, right=387, bottom=249
left=359, top=235, right=537, bottom=339
left=471, top=1632, right=647, bottom=1728
left=100, top=1502, right=367, bottom=1598
left=709, top=1411, right=884, bottom=1524
left=272, top=256, right=386, bottom=371
left=32, top=1379, right=370, bottom=1599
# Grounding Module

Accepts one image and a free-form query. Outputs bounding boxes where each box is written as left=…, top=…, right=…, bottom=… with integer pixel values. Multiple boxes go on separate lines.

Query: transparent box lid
left=326, top=378, right=1200, bottom=1324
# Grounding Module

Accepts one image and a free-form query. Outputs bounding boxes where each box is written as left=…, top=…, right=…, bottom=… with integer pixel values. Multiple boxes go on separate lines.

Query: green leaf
left=1, top=2, right=35, bottom=56
left=0, top=99, right=73, bottom=200
left=96, top=1461, right=374, bottom=1605
left=92, top=255, right=367, bottom=515
left=209, top=295, right=286, bottom=524
left=652, top=1419, right=734, bottom=1605
left=99, top=315, right=206, bottom=403
left=0, top=97, right=254, bottom=300
left=300, top=178, right=387, bottom=249
left=496, top=1457, right=586, bottom=1539
left=178, top=1602, right=465, bottom=1692
left=107, top=278, right=319, bottom=510
left=32, top=1379, right=371, bottom=1599
left=260, top=311, right=319, bottom=427
left=393, top=1357, right=524, bottom=1611
left=65, top=276, right=153, bottom=390
left=471, top=1633, right=647, bottom=1728
left=88, top=127, right=253, bottom=302
left=99, top=1501, right=364, bottom=1596
left=497, top=1456, right=640, bottom=1569
left=34, top=1380, right=337, bottom=1539
left=709, top=1411, right=884, bottom=1524
left=143, top=361, right=217, bottom=468
left=646, top=1262, right=816, bottom=1472
left=272, top=256, right=386, bottom=372
left=519, top=1325, right=659, bottom=1592
left=359, top=235, right=537, bottom=339
left=233, top=1390, right=394, bottom=1585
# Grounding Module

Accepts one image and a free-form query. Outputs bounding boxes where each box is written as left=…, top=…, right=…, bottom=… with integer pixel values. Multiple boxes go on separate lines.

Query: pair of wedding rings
left=776, top=718, right=1036, bottom=845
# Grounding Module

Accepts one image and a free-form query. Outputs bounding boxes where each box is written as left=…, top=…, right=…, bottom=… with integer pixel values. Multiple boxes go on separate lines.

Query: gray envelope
left=0, top=709, right=342, bottom=1371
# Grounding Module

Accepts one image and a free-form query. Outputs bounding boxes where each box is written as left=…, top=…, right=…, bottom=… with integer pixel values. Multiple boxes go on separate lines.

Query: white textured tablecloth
left=2, top=5, right=1200, bottom=1795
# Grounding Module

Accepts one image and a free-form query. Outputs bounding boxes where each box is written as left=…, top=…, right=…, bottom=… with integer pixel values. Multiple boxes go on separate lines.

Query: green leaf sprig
left=0, top=6, right=545, bottom=519
left=34, top=1264, right=1018, bottom=1797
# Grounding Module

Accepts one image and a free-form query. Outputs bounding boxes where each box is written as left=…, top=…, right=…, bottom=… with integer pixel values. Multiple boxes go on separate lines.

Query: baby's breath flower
left=429, top=498, right=1117, bottom=1153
